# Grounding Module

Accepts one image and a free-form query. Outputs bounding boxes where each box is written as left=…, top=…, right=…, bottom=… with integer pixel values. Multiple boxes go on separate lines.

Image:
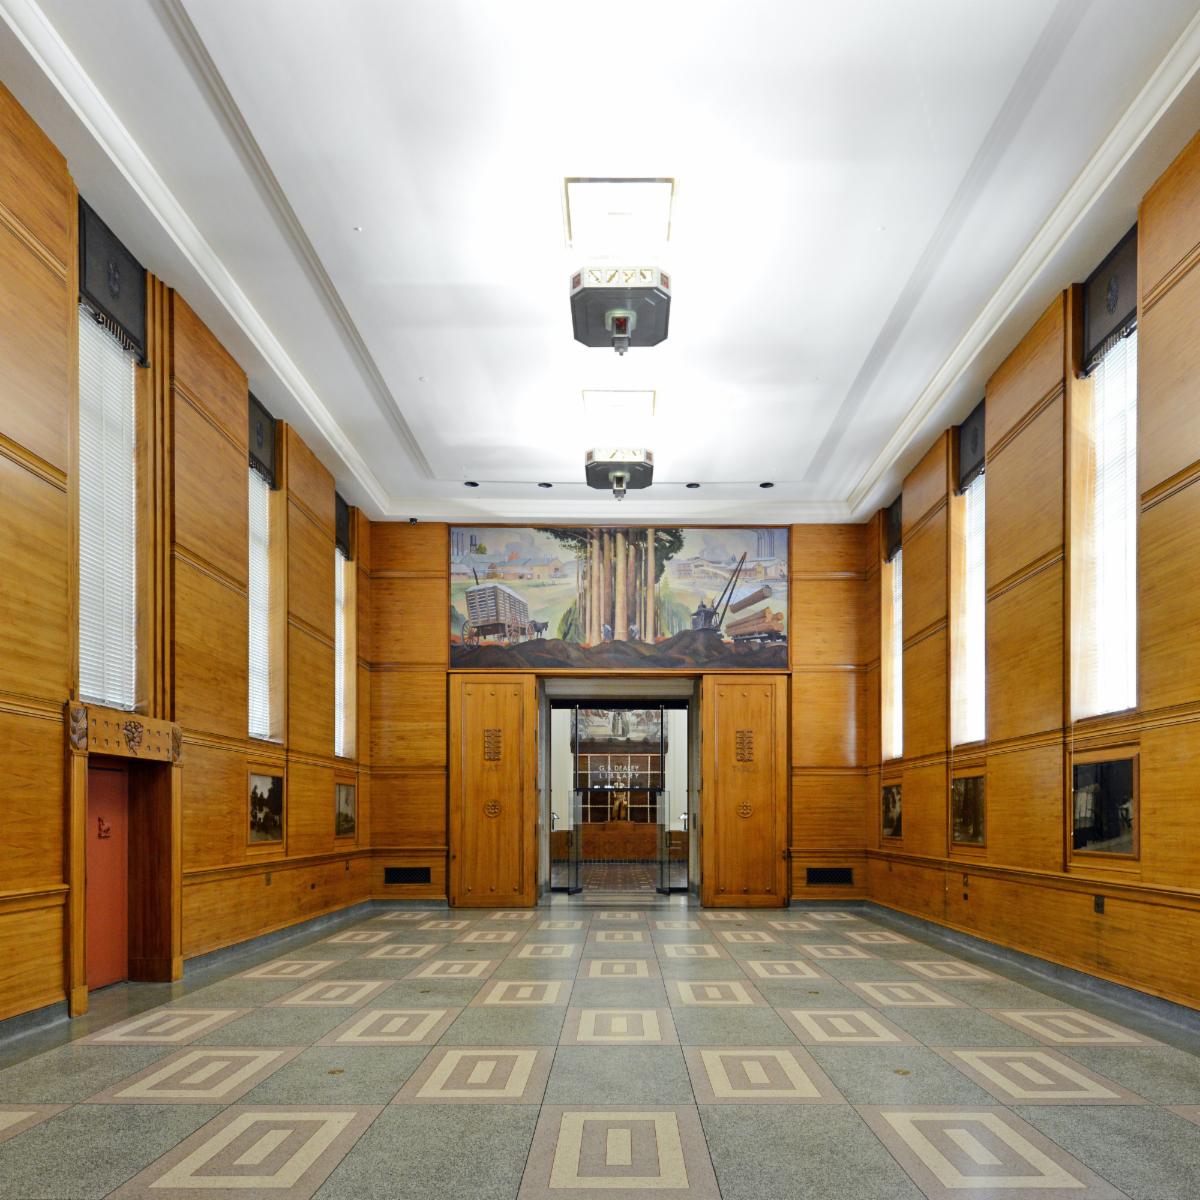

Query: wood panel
left=790, top=772, right=866, bottom=849
left=370, top=771, right=447, bottom=847
left=790, top=670, right=861, bottom=767
left=371, top=669, right=447, bottom=768
left=180, top=742, right=245, bottom=872
left=788, top=578, right=862, bottom=665
left=286, top=760, right=335, bottom=859
left=373, top=522, right=448, bottom=573
left=183, top=855, right=372, bottom=958
left=0, top=710, right=64, bottom=891
left=448, top=674, right=537, bottom=907
left=285, top=426, right=334, bottom=532
left=0, top=459, right=69, bottom=702
left=985, top=296, right=1065, bottom=451
left=985, top=394, right=1064, bottom=586
left=0, top=902, right=65, bottom=1021
left=902, top=506, right=948, bottom=639
left=1138, top=479, right=1200, bottom=713
left=1139, top=127, right=1200, bottom=300
left=903, top=630, right=948, bottom=760
left=898, top=761, right=948, bottom=859
left=984, top=743, right=1063, bottom=872
left=172, top=393, right=247, bottom=584
left=790, top=524, right=866, bottom=575
left=170, top=295, right=247, bottom=444
left=986, top=564, right=1063, bottom=742
left=0, top=81, right=71, bottom=269
left=0, top=220, right=72, bottom=471
left=127, top=761, right=182, bottom=982
left=902, top=433, right=950, bottom=535
left=372, top=576, right=449, bottom=665
left=287, top=506, right=334, bottom=639
left=287, top=627, right=333, bottom=757
left=700, top=674, right=788, bottom=907
left=172, top=556, right=248, bottom=740
left=1138, top=720, right=1200, bottom=891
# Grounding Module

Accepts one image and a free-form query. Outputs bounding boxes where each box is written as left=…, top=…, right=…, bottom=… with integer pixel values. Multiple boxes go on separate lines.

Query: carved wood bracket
left=65, top=702, right=182, bottom=762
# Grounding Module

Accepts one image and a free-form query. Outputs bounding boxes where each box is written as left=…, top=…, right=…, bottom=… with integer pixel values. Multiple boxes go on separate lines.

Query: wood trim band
left=172, top=544, right=248, bottom=597
left=0, top=196, right=69, bottom=278
left=986, top=381, right=1064, bottom=463
left=1140, top=459, right=1200, bottom=511
left=170, top=379, right=243, bottom=452
left=985, top=548, right=1064, bottom=603
left=1142, top=237, right=1200, bottom=313
left=0, top=432, right=67, bottom=490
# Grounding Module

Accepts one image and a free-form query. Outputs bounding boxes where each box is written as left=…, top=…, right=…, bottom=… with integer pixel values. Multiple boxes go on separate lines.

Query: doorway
left=546, top=691, right=694, bottom=895
left=86, top=761, right=129, bottom=990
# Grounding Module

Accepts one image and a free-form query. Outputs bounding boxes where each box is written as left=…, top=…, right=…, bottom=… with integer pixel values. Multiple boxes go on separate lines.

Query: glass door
left=656, top=705, right=687, bottom=893
left=550, top=708, right=582, bottom=893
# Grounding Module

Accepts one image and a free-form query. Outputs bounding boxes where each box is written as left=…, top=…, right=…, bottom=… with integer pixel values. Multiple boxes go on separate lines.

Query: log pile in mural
left=449, top=526, right=788, bottom=669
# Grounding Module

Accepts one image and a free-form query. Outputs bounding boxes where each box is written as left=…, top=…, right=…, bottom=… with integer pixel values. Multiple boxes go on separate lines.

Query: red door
left=86, top=764, right=129, bottom=989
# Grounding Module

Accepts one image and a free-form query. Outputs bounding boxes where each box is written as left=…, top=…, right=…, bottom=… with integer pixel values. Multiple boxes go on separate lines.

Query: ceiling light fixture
left=759, top=481, right=775, bottom=489
left=585, top=449, right=654, bottom=502
left=464, top=481, right=479, bottom=488
left=686, top=482, right=701, bottom=489
left=570, top=268, right=671, bottom=354
left=537, top=482, right=553, bottom=488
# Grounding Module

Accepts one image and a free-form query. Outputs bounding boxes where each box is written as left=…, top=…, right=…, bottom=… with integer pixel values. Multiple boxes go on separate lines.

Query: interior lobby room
left=2, top=2, right=1200, bottom=1198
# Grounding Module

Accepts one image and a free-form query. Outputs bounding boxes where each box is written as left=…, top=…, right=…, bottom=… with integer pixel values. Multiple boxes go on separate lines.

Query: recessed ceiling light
left=464, top=481, right=479, bottom=488
left=564, top=178, right=674, bottom=249
left=759, top=481, right=775, bottom=489
left=686, top=482, right=701, bottom=489
left=537, top=482, right=553, bottom=488
left=353, top=225, right=363, bottom=232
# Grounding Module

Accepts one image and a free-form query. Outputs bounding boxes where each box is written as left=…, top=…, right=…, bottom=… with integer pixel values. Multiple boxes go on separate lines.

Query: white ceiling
left=3, top=0, right=1200, bottom=521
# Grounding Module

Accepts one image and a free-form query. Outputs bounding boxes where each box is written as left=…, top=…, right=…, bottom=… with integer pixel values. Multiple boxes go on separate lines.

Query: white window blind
left=883, top=550, right=904, bottom=760
left=334, top=547, right=349, bottom=757
left=78, top=305, right=137, bottom=709
left=248, top=468, right=272, bottom=739
left=1081, top=330, right=1138, bottom=717
left=961, top=473, right=986, bottom=743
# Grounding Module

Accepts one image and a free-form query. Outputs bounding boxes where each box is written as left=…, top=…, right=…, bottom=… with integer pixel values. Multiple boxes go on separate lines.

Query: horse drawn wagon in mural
left=461, top=579, right=531, bottom=645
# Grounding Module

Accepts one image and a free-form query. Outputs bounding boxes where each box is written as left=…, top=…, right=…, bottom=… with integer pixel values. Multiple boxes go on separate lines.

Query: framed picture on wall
left=951, top=774, right=986, bottom=847
left=248, top=770, right=284, bottom=847
left=881, top=783, right=903, bottom=840
left=335, top=779, right=357, bottom=840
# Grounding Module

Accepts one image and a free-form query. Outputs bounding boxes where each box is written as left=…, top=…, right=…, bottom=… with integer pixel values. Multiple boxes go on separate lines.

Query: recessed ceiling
left=4, top=0, right=1200, bottom=521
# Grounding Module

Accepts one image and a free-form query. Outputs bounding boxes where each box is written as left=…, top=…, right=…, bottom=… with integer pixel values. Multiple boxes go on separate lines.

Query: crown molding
left=376, top=496, right=856, bottom=524
left=0, top=0, right=392, bottom=513
left=845, top=7, right=1200, bottom=520
left=153, top=0, right=433, bottom=481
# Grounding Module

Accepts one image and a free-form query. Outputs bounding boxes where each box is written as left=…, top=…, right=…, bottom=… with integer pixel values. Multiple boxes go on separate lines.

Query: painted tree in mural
left=536, top=528, right=686, bottom=645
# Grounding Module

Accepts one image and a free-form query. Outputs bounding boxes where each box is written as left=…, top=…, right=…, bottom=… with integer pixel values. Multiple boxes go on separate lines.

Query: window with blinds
left=959, top=473, right=986, bottom=743
left=1077, top=330, right=1138, bottom=718
left=78, top=305, right=137, bottom=709
left=882, top=549, right=904, bottom=760
left=248, top=467, right=272, bottom=739
left=333, top=547, right=356, bottom=758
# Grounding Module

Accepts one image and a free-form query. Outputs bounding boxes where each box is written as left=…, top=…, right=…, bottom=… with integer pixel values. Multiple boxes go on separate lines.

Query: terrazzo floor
left=1, top=900, right=1198, bottom=1198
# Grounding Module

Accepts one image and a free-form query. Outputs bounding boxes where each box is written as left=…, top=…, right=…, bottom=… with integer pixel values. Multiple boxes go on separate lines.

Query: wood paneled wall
left=788, top=526, right=871, bottom=897
left=173, top=308, right=373, bottom=958
left=866, top=130, right=1200, bottom=1010
left=367, top=523, right=449, bottom=898
left=0, top=82, right=76, bottom=1021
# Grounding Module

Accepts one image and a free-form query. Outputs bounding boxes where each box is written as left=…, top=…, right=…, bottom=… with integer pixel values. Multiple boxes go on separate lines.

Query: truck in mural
left=448, top=526, right=788, bottom=669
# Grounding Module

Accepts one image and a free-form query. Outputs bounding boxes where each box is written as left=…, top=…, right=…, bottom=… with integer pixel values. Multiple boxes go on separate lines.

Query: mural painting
left=449, top=526, right=788, bottom=669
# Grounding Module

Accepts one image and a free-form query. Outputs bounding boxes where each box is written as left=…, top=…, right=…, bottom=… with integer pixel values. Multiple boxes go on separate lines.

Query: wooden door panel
left=701, top=675, right=788, bottom=906
left=86, top=765, right=129, bottom=989
left=449, top=674, right=537, bottom=906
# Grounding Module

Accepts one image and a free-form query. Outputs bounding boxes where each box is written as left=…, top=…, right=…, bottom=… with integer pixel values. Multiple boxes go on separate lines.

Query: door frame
left=66, top=702, right=182, bottom=1015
